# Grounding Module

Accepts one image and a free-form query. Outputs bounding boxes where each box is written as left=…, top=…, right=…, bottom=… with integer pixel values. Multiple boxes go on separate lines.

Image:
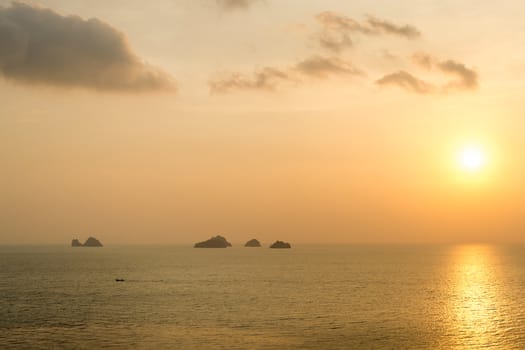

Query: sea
left=1, top=244, right=525, bottom=349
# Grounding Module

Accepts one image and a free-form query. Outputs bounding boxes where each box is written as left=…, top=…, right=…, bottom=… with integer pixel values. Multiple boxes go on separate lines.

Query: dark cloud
left=313, top=11, right=420, bottom=53
left=210, top=55, right=362, bottom=93
left=366, top=16, right=420, bottom=39
left=376, top=71, right=435, bottom=94
left=216, top=0, right=260, bottom=10
left=0, top=2, right=176, bottom=92
left=376, top=54, right=478, bottom=94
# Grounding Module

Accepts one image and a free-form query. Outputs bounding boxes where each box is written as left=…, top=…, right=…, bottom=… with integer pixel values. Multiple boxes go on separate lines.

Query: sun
left=459, top=146, right=485, bottom=171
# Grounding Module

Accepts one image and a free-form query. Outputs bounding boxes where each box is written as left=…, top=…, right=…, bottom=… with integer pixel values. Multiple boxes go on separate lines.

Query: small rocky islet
left=269, top=240, right=291, bottom=249
left=71, top=237, right=103, bottom=247
left=194, top=235, right=232, bottom=248
left=194, top=236, right=291, bottom=249
left=244, top=239, right=261, bottom=247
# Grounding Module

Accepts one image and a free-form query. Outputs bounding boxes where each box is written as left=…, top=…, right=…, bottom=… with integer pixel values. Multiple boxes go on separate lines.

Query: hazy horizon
left=2, top=0, right=525, bottom=245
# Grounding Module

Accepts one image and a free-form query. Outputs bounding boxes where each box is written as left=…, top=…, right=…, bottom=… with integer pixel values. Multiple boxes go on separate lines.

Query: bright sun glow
left=459, top=147, right=485, bottom=171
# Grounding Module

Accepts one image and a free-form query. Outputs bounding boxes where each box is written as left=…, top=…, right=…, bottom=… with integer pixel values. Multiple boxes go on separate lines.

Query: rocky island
left=244, top=239, right=261, bottom=247
left=194, top=235, right=232, bottom=248
left=71, top=237, right=103, bottom=247
left=71, top=239, right=83, bottom=247
left=270, top=240, right=291, bottom=249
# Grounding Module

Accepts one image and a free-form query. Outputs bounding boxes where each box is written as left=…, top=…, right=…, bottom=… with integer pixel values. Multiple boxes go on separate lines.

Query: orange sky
left=1, top=0, right=525, bottom=244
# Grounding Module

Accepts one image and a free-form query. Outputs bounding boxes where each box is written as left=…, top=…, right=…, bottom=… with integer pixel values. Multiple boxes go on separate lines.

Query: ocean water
left=1, top=244, right=525, bottom=349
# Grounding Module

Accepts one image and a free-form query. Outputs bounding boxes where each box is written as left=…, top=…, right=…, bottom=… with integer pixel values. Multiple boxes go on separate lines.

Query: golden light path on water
left=449, top=245, right=508, bottom=349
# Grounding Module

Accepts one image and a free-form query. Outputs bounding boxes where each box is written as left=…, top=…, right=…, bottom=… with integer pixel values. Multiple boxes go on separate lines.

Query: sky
left=1, top=0, right=525, bottom=245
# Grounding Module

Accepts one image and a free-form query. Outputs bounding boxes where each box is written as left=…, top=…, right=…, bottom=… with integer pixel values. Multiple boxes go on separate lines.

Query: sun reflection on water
left=450, top=245, right=506, bottom=349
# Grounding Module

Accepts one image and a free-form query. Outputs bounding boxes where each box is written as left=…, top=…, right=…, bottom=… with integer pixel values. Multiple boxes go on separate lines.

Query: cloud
left=412, top=52, right=478, bottom=91
left=313, top=11, right=366, bottom=53
left=216, top=0, right=260, bottom=10
left=377, top=54, right=478, bottom=94
left=411, top=52, right=434, bottom=70
left=437, top=60, right=478, bottom=90
left=315, top=11, right=370, bottom=33
left=0, top=2, right=176, bottom=92
left=208, top=9, right=472, bottom=96
left=376, top=71, right=435, bottom=94
left=316, top=31, right=353, bottom=53
left=209, top=67, right=292, bottom=93
left=313, top=11, right=420, bottom=53
left=294, top=55, right=363, bottom=78
left=210, top=55, right=362, bottom=93
left=366, top=16, right=421, bottom=39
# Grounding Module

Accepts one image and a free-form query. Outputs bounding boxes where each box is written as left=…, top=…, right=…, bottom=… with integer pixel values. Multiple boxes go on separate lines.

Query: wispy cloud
left=294, top=55, right=364, bottom=78
left=316, top=31, right=353, bottom=53
left=210, top=55, right=362, bottom=94
left=411, top=52, right=434, bottom=69
left=313, top=11, right=420, bottom=53
left=366, top=16, right=420, bottom=39
left=438, top=60, right=478, bottom=90
left=208, top=9, right=476, bottom=96
left=210, top=67, right=292, bottom=93
left=315, top=11, right=370, bottom=33
left=377, top=53, right=478, bottom=94
left=0, top=2, right=176, bottom=92
left=376, top=71, right=435, bottom=94
left=216, top=0, right=261, bottom=10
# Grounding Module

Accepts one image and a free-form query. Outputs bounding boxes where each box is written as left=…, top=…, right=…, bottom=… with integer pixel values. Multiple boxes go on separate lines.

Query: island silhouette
left=244, top=239, right=261, bottom=247
left=71, top=237, right=103, bottom=247
left=270, top=240, right=291, bottom=249
left=194, top=235, right=232, bottom=248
